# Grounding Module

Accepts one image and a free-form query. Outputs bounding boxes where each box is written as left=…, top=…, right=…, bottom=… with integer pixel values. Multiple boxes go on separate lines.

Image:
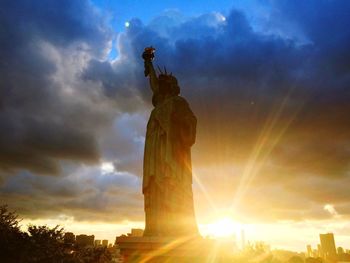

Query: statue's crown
left=157, top=66, right=179, bottom=95
left=157, top=66, right=177, bottom=83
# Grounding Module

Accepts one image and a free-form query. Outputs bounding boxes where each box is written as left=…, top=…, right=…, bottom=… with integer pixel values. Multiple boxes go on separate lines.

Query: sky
left=1, top=0, right=350, bottom=251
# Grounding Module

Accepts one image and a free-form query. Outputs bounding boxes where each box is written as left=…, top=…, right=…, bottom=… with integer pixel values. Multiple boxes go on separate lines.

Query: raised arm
left=142, top=47, right=158, bottom=93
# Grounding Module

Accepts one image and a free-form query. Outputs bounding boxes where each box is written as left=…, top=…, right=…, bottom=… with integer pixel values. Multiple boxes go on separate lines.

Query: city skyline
left=1, top=0, right=350, bottom=253
left=19, top=215, right=350, bottom=252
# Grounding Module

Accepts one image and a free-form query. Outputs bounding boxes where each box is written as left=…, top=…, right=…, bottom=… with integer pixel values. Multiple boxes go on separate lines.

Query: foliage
left=0, top=205, right=21, bottom=230
left=0, top=205, right=113, bottom=263
left=0, top=205, right=28, bottom=262
left=72, top=246, right=112, bottom=263
left=26, top=225, right=67, bottom=263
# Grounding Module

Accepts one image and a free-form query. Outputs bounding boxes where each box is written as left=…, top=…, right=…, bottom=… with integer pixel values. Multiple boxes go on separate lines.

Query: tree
left=73, top=246, right=112, bottom=263
left=26, top=225, right=68, bottom=263
left=0, top=205, right=28, bottom=263
left=0, top=204, right=114, bottom=263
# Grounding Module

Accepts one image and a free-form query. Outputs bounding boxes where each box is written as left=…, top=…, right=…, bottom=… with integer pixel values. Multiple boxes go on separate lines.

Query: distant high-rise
left=337, top=247, right=344, bottom=255
left=241, top=229, right=246, bottom=250
left=64, top=232, right=75, bottom=244
left=94, top=239, right=101, bottom=246
left=76, top=234, right=94, bottom=247
left=307, top=244, right=312, bottom=258
left=317, top=244, right=323, bottom=258
left=319, top=233, right=337, bottom=259
left=102, top=240, right=108, bottom=247
left=130, top=228, right=144, bottom=237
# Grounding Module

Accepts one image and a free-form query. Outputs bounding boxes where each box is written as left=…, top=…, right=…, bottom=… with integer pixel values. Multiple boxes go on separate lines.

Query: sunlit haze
left=1, top=0, right=350, bottom=255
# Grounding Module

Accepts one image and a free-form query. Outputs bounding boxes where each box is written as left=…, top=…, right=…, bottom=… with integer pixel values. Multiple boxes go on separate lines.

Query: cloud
left=1, top=0, right=350, bottom=224
left=84, top=3, right=350, bottom=181
left=0, top=166, right=143, bottom=222
left=324, top=204, right=339, bottom=217
left=0, top=0, right=115, bottom=175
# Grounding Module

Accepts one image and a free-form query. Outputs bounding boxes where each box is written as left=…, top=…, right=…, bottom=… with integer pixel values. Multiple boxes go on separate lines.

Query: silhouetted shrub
left=0, top=205, right=112, bottom=263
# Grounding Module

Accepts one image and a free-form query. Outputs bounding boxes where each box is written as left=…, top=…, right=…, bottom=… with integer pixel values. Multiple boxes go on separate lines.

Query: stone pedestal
left=116, top=236, right=228, bottom=262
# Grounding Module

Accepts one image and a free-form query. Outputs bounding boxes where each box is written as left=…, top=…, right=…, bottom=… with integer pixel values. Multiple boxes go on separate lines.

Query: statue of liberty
left=142, top=47, right=199, bottom=237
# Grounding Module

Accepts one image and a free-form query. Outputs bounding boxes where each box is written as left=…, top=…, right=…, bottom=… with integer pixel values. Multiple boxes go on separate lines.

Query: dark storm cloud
left=0, top=0, right=114, bottom=175
left=0, top=0, right=149, bottom=222
left=99, top=113, right=146, bottom=177
left=1, top=0, right=350, bottom=223
left=84, top=1, right=350, bottom=178
left=0, top=168, right=143, bottom=222
left=82, top=1, right=350, bottom=221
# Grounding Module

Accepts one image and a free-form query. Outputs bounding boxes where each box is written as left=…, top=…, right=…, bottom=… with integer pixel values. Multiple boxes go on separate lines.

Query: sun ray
left=204, top=217, right=239, bottom=238
left=138, top=235, right=196, bottom=263
left=206, top=240, right=221, bottom=263
left=192, top=171, right=218, bottom=213
left=231, top=86, right=303, bottom=210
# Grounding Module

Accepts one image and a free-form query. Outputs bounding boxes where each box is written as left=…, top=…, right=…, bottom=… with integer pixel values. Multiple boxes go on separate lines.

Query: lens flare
left=205, top=217, right=239, bottom=238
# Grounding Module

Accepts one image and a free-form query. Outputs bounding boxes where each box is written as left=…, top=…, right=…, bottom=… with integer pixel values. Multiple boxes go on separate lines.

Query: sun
left=101, top=162, right=114, bottom=174
left=204, top=217, right=240, bottom=238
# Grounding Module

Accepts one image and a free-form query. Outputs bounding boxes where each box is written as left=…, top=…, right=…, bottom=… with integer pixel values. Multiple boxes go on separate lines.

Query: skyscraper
left=131, top=229, right=144, bottom=237
left=306, top=244, right=312, bottom=258
left=64, top=232, right=75, bottom=244
left=102, top=240, right=108, bottom=247
left=337, top=247, right=344, bottom=255
left=319, top=233, right=337, bottom=260
left=317, top=244, right=323, bottom=258
left=241, top=229, right=246, bottom=250
left=76, top=234, right=95, bottom=247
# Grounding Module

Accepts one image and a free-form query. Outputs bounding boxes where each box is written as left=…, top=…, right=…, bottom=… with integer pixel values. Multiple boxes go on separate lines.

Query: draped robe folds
left=143, top=94, right=199, bottom=237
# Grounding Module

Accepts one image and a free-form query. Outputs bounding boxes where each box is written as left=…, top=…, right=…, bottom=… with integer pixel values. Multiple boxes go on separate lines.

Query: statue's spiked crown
left=143, top=46, right=180, bottom=95
left=157, top=66, right=179, bottom=95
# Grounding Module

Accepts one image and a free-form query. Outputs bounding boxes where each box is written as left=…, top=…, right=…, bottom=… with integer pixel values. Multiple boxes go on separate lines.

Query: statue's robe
left=143, top=94, right=199, bottom=236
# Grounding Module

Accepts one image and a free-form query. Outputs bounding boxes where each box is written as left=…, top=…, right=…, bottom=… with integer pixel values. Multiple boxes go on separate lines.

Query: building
left=102, top=240, right=109, bottom=247
left=76, top=234, right=94, bottom=247
left=241, top=229, right=246, bottom=250
left=307, top=245, right=312, bottom=258
left=319, top=233, right=337, bottom=260
left=95, top=239, right=101, bottom=246
left=317, top=244, right=323, bottom=258
left=130, top=228, right=144, bottom=237
left=64, top=232, right=75, bottom=244
left=337, top=247, right=344, bottom=254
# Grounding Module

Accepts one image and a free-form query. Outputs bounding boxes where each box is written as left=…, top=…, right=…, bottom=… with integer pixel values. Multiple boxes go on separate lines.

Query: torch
left=142, top=46, right=155, bottom=76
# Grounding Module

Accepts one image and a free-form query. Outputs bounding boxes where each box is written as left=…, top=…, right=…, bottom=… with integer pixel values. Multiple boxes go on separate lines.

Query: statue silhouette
left=142, top=47, right=199, bottom=237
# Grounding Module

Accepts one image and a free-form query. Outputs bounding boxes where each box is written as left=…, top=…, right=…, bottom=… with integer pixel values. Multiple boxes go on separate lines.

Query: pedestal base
left=116, top=236, right=234, bottom=262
